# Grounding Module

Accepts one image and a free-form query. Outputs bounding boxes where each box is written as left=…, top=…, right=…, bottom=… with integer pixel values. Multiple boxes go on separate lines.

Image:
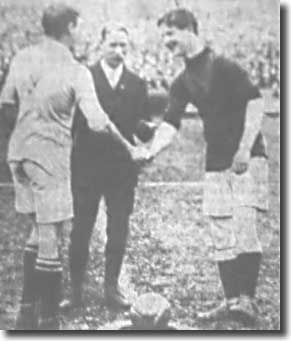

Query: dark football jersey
left=164, top=47, right=267, bottom=171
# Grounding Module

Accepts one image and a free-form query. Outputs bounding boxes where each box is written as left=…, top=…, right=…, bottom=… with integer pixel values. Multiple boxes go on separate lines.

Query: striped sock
left=21, top=244, right=38, bottom=305
left=35, top=257, right=63, bottom=273
left=35, top=257, right=62, bottom=322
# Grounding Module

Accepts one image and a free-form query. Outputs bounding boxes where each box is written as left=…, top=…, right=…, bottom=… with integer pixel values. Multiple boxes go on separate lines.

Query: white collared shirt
left=100, top=59, right=124, bottom=89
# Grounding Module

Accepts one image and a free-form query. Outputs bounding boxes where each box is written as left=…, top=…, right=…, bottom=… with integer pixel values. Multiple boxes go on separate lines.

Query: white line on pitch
left=139, top=181, right=203, bottom=188
left=0, top=181, right=203, bottom=189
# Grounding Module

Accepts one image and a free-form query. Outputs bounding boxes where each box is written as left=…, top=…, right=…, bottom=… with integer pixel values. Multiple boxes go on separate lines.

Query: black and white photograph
left=0, top=0, right=281, bottom=331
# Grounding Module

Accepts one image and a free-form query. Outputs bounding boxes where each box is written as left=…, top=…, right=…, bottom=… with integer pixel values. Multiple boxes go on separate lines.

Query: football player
left=0, top=3, right=147, bottom=330
left=146, top=8, right=269, bottom=323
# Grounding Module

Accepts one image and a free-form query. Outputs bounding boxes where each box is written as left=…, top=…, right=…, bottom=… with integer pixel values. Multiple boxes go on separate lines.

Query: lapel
left=115, top=65, right=132, bottom=94
left=117, top=68, right=128, bottom=92
left=92, top=61, right=129, bottom=94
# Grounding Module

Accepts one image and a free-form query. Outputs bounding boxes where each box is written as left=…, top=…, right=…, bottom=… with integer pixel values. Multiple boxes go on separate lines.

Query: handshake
left=129, top=145, right=153, bottom=166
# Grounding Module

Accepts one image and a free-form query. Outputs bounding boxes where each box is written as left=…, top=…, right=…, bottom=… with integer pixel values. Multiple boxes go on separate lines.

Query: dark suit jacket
left=71, top=62, right=150, bottom=185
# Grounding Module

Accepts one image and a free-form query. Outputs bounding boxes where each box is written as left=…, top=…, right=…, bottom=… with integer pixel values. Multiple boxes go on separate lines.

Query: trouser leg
left=104, top=211, right=130, bottom=287
left=103, top=177, right=136, bottom=309
left=69, top=186, right=101, bottom=296
left=104, top=181, right=135, bottom=287
left=104, top=210, right=131, bottom=309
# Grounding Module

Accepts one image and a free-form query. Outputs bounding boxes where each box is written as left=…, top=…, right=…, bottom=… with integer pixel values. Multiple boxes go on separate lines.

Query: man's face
left=68, top=17, right=85, bottom=48
left=160, top=24, right=197, bottom=58
left=101, top=30, right=129, bottom=69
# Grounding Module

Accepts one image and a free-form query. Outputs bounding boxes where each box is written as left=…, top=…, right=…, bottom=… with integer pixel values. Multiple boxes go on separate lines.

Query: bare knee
left=208, top=216, right=236, bottom=261
left=233, top=207, right=262, bottom=254
left=37, top=222, right=64, bottom=259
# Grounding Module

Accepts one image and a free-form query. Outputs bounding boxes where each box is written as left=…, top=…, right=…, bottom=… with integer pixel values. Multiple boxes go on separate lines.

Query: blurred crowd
left=0, top=3, right=279, bottom=97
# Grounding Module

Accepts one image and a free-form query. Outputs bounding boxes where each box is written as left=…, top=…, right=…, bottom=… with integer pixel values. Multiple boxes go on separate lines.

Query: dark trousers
left=69, top=148, right=137, bottom=288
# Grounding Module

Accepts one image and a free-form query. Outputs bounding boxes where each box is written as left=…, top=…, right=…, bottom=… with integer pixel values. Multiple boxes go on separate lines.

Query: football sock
left=218, top=258, right=240, bottom=299
left=237, top=252, right=262, bottom=298
left=35, top=257, right=62, bottom=321
left=21, top=244, right=38, bottom=305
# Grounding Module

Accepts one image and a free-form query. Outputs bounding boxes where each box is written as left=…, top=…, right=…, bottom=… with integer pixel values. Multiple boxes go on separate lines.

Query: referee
left=62, top=23, right=154, bottom=310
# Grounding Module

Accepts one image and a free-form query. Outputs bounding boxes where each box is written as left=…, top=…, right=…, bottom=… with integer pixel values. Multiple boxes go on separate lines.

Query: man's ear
left=185, top=27, right=195, bottom=35
left=68, top=21, right=75, bottom=35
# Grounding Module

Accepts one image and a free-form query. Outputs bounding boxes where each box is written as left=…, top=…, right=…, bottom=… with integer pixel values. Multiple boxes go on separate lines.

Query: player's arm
left=134, top=79, right=157, bottom=143
left=0, top=58, right=19, bottom=133
left=238, top=97, right=264, bottom=153
left=232, top=97, right=264, bottom=174
left=148, top=78, right=189, bottom=159
left=0, top=103, right=18, bottom=135
left=147, top=121, right=177, bottom=159
left=76, top=66, right=141, bottom=158
left=229, top=62, right=264, bottom=174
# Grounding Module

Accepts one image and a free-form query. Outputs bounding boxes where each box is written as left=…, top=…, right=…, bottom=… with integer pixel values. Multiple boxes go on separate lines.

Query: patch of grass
left=0, top=115, right=280, bottom=330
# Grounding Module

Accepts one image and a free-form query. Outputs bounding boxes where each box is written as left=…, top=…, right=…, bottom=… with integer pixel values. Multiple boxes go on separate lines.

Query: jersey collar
left=42, top=37, right=73, bottom=62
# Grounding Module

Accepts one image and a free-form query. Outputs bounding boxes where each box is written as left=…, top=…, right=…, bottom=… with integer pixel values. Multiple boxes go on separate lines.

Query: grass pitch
left=0, top=114, right=280, bottom=330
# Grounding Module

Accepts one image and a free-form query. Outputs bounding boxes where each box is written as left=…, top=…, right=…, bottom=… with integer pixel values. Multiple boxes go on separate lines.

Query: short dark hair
left=157, top=8, right=198, bottom=35
left=101, top=23, right=129, bottom=42
left=42, top=3, right=80, bottom=39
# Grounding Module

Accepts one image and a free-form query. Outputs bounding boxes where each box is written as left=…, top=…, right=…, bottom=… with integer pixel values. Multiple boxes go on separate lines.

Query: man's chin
left=107, top=59, right=123, bottom=69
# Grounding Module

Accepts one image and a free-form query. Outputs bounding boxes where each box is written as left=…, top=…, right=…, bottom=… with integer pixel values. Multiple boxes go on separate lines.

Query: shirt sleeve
left=137, top=79, right=150, bottom=122
left=134, top=80, right=154, bottom=142
left=227, top=59, right=261, bottom=105
left=163, top=74, right=189, bottom=130
left=0, top=57, right=18, bottom=106
left=74, top=65, right=109, bottom=132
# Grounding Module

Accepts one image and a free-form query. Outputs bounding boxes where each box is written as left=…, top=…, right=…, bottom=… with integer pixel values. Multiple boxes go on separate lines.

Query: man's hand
left=130, top=146, right=152, bottom=166
left=231, top=148, right=250, bottom=175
